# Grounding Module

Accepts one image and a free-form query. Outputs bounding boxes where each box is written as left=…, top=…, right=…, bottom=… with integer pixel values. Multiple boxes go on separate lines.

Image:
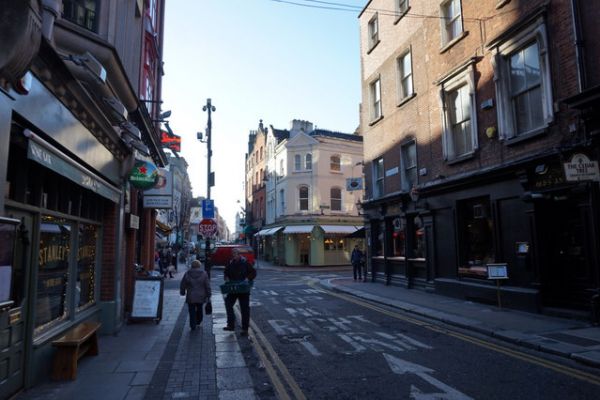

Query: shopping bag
left=220, top=280, right=253, bottom=295
left=204, top=301, right=212, bottom=315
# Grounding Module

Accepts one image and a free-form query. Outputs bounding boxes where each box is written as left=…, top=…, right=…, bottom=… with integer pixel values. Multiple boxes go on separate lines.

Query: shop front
left=0, top=60, right=126, bottom=394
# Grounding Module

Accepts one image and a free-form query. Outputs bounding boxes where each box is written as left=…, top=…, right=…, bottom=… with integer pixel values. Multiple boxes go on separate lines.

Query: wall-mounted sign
left=563, top=153, right=600, bottom=182
left=129, top=160, right=158, bottom=189
left=143, top=196, right=173, bottom=209
left=129, top=214, right=140, bottom=230
left=385, top=167, right=399, bottom=177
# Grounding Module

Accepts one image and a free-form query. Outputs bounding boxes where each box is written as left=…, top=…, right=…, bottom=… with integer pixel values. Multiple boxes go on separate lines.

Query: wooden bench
left=52, top=321, right=101, bottom=380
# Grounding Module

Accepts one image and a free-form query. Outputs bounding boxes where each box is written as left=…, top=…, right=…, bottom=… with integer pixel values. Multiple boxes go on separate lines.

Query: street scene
left=2, top=0, right=600, bottom=399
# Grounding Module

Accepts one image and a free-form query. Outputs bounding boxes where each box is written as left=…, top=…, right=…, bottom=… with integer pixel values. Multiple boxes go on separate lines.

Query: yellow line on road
left=312, top=283, right=600, bottom=387
left=234, top=307, right=307, bottom=400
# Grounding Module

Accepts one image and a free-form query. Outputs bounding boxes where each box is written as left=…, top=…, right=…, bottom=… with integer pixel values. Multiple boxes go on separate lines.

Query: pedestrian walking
left=351, top=245, right=364, bottom=281
left=223, top=248, right=256, bottom=336
left=180, top=260, right=211, bottom=331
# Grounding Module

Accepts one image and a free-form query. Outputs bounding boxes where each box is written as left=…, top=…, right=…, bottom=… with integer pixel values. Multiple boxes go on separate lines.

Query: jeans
left=224, top=293, right=250, bottom=330
left=353, top=262, right=363, bottom=280
left=187, top=303, right=204, bottom=329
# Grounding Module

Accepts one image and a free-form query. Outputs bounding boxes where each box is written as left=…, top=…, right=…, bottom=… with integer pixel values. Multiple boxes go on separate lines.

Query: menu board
left=131, top=277, right=163, bottom=320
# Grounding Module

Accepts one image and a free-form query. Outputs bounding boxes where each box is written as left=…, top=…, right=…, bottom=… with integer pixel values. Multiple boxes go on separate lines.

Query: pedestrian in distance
left=223, top=248, right=256, bottom=336
left=180, top=260, right=211, bottom=331
left=351, top=244, right=365, bottom=281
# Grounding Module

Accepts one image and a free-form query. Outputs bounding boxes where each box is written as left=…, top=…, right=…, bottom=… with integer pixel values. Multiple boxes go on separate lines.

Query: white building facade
left=258, top=120, right=364, bottom=266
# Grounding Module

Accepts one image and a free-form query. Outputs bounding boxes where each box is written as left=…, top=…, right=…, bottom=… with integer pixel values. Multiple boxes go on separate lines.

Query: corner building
left=359, top=0, right=600, bottom=319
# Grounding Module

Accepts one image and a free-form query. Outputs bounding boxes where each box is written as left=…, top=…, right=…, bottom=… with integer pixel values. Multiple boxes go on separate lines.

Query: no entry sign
left=199, top=218, right=218, bottom=238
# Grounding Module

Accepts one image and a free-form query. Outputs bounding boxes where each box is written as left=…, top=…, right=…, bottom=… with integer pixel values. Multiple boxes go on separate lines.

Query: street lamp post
left=202, top=98, right=215, bottom=276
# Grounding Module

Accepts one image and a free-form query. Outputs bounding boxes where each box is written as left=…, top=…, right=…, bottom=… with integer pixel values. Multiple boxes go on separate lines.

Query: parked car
left=209, top=244, right=255, bottom=266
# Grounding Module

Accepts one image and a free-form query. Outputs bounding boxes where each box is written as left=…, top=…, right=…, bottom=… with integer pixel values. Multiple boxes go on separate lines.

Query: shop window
left=35, top=216, right=71, bottom=332
left=324, top=238, right=345, bottom=251
left=77, top=224, right=97, bottom=310
left=412, top=215, right=425, bottom=258
left=330, top=187, right=342, bottom=211
left=372, top=220, right=385, bottom=257
left=392, top=217, right=405, bottom=257
left=457, top=197, right=495, bottom=277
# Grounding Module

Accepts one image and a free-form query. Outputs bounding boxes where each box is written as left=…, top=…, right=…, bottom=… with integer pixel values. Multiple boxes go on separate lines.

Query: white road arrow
left=383, top=353, right=474, bottom=400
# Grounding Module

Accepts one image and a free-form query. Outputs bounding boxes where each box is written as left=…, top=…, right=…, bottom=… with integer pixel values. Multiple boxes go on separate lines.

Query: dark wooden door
left=0, top=211, right=32, bottom=399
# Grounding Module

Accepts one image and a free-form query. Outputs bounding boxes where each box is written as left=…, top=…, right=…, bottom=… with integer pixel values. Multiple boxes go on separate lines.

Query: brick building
left=359, top=0, right=600, bottom=319
left=0, top=0, right=168, bottom=394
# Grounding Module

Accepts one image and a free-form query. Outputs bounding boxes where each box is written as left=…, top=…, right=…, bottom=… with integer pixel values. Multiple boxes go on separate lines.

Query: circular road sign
left=199, top=218, right=218, bottom=238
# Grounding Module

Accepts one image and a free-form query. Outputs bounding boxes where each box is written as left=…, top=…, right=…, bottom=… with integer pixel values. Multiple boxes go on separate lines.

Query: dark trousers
left=224, top=293, right=250, bottom=330
left=187, top=303, right=204, bottom=329
left=353, top=262, right=363, bottom=280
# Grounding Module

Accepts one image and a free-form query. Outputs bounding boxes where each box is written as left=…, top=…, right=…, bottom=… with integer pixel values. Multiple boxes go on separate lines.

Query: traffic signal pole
left=203, top=98, right=215, bottom=277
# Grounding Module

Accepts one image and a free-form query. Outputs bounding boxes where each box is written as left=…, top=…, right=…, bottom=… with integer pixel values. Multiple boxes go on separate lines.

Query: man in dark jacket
left=351, top=245, right=365, bottom=281
left=223, top=248, right=256, bottom=336
left=180, top=260, right=211, bottom=330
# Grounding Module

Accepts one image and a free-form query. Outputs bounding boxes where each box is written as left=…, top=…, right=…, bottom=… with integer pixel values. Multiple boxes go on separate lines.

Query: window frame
left=370, top=77, right=382, bottom=123
left=491, top=19, right=553, bottom=141
left=440, top=0, right=463, bottom=46
left=439, top=65, right=478, bottom=161
left=395, top=0, right=410, bottom=23
left=294, top=154, right=302, bottom=171
left=400, top=140, right=418, bottom=192
left=397, top=50, right=414, bottom=103
left=330, top=155, right=341, bottom=172
left=372, top=157, right=384, bottom=199
left=330, top=187, right=342, bottom=211
left=305, top=153, right=312, bottom=170
left=368, top=13, right=380, bottom=50
left=298, top=185, right=309, bottom=211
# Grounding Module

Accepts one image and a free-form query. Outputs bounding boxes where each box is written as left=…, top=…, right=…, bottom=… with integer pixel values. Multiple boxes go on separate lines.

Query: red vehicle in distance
left=209, top=244, right=255, bottom=266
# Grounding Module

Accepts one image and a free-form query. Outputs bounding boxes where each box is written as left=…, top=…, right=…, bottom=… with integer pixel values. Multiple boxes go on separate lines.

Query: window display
left=35, top=216, right=70, bottom=331
left=457, top=197, right=495, bottom=277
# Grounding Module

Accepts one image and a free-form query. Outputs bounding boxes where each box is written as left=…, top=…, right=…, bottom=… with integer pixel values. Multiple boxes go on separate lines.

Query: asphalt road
left=221, top=268, right=600, bottom=400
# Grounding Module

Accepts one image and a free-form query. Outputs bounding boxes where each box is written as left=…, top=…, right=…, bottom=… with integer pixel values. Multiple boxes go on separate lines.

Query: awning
left=346, top=227, right=366, bottom=238
left=283, top=225, right=314, bottom=234
left=319, top=225, right=360, bottom=234
left=244, top=225, right=258, bottom=235
left=256, top=226, right=283, bottom=236
left=26, top=133, right=121, bottom=203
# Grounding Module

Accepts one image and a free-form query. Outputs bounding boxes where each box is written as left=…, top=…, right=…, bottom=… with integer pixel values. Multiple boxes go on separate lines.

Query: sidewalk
left=17, top=263, right=258, bottom=400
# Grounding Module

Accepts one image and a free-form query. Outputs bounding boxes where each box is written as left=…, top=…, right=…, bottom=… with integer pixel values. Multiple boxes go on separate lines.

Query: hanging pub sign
left=563, top=153, right=600, bottom=182
left=129, top=160, right=159, bottom=190
left=161, top=130, right=181, bottom=153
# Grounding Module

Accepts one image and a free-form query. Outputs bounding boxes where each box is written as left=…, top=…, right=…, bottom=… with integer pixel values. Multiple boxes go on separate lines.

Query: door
left=299, top=236, right=310, bottom=265
left=538, top=195, right=593, bottom=310
left=0, top=211, right=33, bottom=399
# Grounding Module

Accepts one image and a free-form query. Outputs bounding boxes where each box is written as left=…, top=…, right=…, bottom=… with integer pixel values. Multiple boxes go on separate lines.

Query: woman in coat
left=180, top=260, right=211, bottom=330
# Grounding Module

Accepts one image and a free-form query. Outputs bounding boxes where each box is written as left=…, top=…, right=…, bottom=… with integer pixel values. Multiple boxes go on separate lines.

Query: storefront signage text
left=563, top=153, right=600, bottom=182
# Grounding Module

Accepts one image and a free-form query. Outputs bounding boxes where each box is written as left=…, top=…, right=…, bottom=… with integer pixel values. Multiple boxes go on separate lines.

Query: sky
left=161, top=0, right=366, bottom=233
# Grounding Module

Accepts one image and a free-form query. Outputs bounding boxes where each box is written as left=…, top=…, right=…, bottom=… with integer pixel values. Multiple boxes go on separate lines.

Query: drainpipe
left=570, top=0, right=587, bottom=92
left=41, top=0, right=61, bottom=42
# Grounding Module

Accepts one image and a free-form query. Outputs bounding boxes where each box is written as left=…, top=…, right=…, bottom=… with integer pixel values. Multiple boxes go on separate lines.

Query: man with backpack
left=222, top=248, right=256, bottom=336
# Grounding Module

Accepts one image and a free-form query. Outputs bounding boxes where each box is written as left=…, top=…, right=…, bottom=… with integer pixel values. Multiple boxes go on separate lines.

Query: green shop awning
left=27, top=135, right=121, bottom=203
left=244, top=225, right=258, bottom=235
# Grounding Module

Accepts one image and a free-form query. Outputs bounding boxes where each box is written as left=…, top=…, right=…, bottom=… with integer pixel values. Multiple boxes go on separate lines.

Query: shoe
left=223, top=326, right=235, bottom=332
left=240, top=330, right=249, bottom=336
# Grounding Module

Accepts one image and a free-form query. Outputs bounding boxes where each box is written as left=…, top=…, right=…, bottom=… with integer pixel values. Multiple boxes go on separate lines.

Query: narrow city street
left=235, top=268, right=600, bottom=400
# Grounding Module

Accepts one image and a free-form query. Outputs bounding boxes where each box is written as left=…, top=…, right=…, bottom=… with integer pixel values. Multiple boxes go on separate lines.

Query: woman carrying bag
left=180, top=260, right=211, bottom=330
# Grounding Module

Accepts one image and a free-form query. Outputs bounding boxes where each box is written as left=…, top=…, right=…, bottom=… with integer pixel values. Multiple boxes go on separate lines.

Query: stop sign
left=198, top=218, right=218, bottom=238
